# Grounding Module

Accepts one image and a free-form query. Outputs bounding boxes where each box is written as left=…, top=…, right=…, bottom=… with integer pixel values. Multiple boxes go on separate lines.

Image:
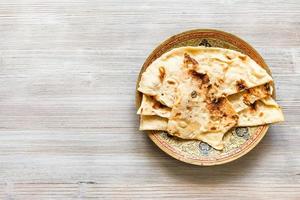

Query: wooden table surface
left=0, top=0, right=299, bottom=199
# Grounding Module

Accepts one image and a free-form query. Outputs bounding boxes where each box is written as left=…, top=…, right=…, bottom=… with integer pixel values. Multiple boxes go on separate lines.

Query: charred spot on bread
left=264, top=83, right=271, bottom=92
left=250, top=101, right=257, bottom=111
left=242, top=92, right=252, bottom=106
left=213, top=82, right=219, bottom=88
left=191, top=91, right=197, bottom=98
left=239, top=55, right=247, bottom=61
left=223, top=66, right=229, bottom=72
left=175, top=112, right=181, bottom=117
left=206, top=97, right=238, bottom=123
left=184, top=53, right=198, bottom=68
left=232, top=115, right=239, bottom=120
left=167, top=79, right=176, bottom=85
left=236, top=79, right=247, bottom=91
left=159, top=66, right=165, bottom=81
left=206, top=97, right=225, bottom=113
left=189, top=70, right=205, bottom=79
left=189, top=70, right=210, bottom=88
left=210, top=127, right=217, bottom=131
left=259, top=112, right=264, bottom=117
left=226, top=55, right=232, bottom=60
left=202, top=74, right=210, bottom=84
left=226, top=52, right=236, bottom=60
left=152, top=101, right=167, bottom=109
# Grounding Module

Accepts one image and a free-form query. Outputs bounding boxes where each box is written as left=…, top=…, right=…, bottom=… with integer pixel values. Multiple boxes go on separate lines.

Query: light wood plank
left=0, top=0, right=299, bottom=199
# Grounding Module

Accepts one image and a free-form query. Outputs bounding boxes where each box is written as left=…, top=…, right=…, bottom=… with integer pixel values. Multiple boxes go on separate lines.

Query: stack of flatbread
left=137, top=46, right=284, bottom=150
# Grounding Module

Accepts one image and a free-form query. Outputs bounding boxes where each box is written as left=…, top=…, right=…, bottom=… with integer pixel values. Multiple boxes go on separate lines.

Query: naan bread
left=196, top=131, right=227, bottom=150
left=228, top=83, right=273, bottom=112
left=138, top=46, right=273, bottom=107
left=260, top=97, right=278, bottom=106
left=237, top=97, right=284, bottom=126
left=167, top=76, right=238, bottom=142
left=138, top=73, right=238, bottom=150
left=138, top=83, right=273, bottom=118
left=137, top=94, right=171, bottom=118
left=139, top=115, right=168, bottom=131
left=137, top=46, right=283, bottom=151
left=139, top=113, right=227, bottom=150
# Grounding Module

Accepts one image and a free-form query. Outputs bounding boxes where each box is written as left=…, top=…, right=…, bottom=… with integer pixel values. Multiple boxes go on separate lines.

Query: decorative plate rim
left=136, top=29, right=273, bottom=166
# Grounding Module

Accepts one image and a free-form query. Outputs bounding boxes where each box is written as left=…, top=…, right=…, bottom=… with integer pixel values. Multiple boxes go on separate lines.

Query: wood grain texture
left=0, top=0, right=299, bottom=199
